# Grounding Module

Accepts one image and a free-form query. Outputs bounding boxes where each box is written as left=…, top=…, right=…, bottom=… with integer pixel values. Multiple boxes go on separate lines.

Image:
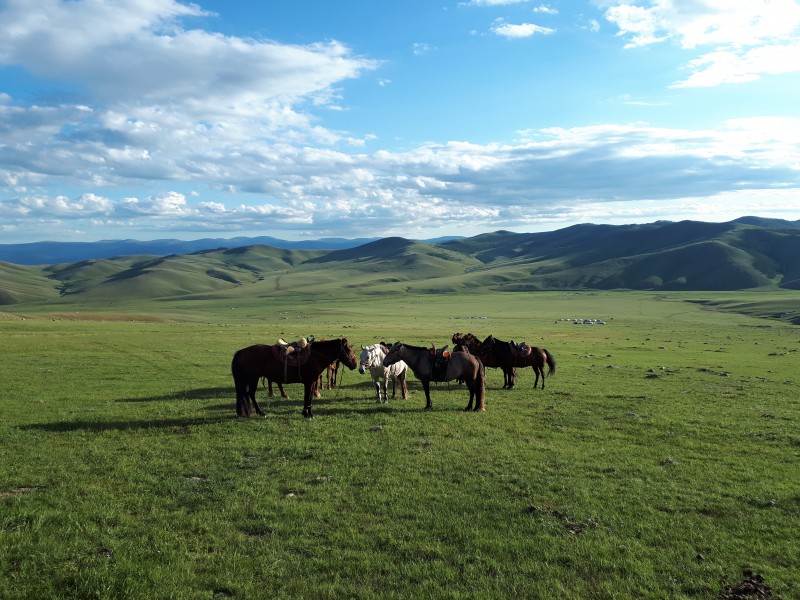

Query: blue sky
left=1, top=0, right=799, bottom=244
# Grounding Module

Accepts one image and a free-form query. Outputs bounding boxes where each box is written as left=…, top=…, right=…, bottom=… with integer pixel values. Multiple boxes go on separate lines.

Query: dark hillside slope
left=42, top=246, right=326, bottom=300
left=493, top=241, right=767, bottom=291
left=0, top=262, right=60, bottom=304
left=308, top=237, right=417, bottom=263
left=725, top=227, right=800, bottom=289
left=733, top=216, right=800, bottom=230
left=307, top=237, right=482, bottom=285
left=441, top=221, right=736, bottom=267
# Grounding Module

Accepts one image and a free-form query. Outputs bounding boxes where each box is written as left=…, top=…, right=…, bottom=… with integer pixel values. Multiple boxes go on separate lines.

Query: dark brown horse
left=231, top=338, right=358, bottom=418
left=479, top=335, right=556, bottom=390
left=383, top=342, right=485, bottom=411
left=453, top=332, right=516, bottom=388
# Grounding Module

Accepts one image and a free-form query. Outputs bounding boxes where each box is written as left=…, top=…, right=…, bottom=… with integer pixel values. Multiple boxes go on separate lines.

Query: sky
left=1, top=0, right=799, bottom=244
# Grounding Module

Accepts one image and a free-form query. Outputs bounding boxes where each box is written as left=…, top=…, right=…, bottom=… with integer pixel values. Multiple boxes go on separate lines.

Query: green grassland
left=1, top=290, right=799, bottom=599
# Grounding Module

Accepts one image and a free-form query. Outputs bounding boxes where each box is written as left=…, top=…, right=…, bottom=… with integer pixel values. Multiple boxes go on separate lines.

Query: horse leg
left=400, top=373, right=408, bottom=399
left=250, top=388, right=266, bottom=416
left=278, top=383, right=288, bottom=399
left=422, top=379, right=432, bottom=409
left=507, top=367, right=516, bottom=389
left=533, top=366, right=541, bottom=389
left=464, top=375, right=475, bottom=411
left=373, top=380, right=381, bottom=403
left=302, top=381, right=315, bottom=419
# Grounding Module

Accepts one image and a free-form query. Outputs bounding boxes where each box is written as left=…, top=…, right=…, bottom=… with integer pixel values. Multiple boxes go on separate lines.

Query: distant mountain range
left=1, top=217, right=800, bottom=305
left=0, top=235, right=376, bottom=266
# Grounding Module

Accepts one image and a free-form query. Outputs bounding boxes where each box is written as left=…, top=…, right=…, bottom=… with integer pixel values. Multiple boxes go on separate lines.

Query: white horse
left=359, top=344, right=409, bottom=403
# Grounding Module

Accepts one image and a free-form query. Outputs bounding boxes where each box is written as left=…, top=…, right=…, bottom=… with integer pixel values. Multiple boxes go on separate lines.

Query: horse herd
left=231, top=333, right=556, bottom=419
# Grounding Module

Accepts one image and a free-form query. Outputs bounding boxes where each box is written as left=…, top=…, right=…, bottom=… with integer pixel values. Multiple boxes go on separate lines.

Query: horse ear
left=361, top=345, right=365, bottom=349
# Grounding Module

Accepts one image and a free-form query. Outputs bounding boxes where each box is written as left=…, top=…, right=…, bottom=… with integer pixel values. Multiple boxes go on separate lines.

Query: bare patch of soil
left=720, top=569, right=781, bottom=599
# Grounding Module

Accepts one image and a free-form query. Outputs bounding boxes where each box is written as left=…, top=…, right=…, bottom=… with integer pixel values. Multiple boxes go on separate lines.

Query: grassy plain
left=1, top=291, right=799, bottom=599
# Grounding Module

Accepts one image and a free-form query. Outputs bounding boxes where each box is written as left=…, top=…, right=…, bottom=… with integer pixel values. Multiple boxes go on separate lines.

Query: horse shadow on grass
left=116, top=386, right=231, bottom=404
left=18, top=415, right=232, bottom=434
left=19, top=387, right=243, bottom=433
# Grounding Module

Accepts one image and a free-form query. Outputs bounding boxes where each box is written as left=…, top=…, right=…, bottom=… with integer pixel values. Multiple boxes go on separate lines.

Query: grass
left=1, top=291, right=799, bottom=598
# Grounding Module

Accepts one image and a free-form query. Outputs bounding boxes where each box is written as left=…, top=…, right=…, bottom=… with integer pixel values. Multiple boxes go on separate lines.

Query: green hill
left=1, top=220, right=799, bottom=306
left=0, top=262, right=61, bottom=304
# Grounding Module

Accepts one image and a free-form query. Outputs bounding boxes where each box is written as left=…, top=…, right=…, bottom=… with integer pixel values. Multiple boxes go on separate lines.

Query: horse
left=266, top=360, right=339, bottom=401
left=453, top=332, right=516, bottom=389
left=266, top=379, right=288, bottom=399
left=383, top=342, right=485, bottom=411
left=359, top=344, right=408, bottom=403
left=324, top=360, right=340, bottom=390
left=479, top=335, right=556, bottom=390
left=231, top=337, right=358, bottom=418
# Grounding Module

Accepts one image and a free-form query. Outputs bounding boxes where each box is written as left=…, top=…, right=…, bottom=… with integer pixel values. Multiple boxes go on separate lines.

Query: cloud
left=601, top=0, right=800, bottom=86
left=0, top=0, right=377, bottom=126
left=672, top=42, right=800, bottom=88
left=491, top=21, right=555, bottom=38
left=533, top=4, right=559, bottom=15
left=2, top=119, right=798, bottom=238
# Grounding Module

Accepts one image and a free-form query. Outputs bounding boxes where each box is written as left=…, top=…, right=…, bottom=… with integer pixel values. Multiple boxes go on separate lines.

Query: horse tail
left=544, top=349, right=556, bottom=376
left=477, top=359, right=486, bottom=410
left=231, top=349, right=253, bottom=417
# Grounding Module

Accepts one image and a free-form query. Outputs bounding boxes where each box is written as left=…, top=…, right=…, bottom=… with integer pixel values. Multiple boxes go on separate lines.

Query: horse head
left=382, top=341, right=403, bottom=367
left=359, top=344, right=381, bottom=373
left=339, top=338, right=358, bottom=370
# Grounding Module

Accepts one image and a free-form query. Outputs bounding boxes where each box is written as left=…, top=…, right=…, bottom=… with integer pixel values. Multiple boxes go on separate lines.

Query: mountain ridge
left=2, top=218, right=800, bottom=305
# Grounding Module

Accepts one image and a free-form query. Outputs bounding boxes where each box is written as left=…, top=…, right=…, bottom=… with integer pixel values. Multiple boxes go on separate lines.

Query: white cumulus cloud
left=601, top=0, right=800, bottom=87
left=491, top=21, right=555, bottom=38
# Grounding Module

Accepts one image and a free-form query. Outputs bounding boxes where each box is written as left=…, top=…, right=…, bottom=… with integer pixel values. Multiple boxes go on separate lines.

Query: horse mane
left=482, top=334, right=509, bottom=345
left=395, top=342, right=430, bottom=351
left=313, top=337, right=348, bottom=346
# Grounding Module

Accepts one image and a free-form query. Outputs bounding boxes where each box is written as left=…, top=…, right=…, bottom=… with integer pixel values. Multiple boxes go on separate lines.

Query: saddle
left=272, top=337, right=313, bottom=380
left=429, top=344, right=450, bottom=383
left=510, top=341, right=532, bottom=359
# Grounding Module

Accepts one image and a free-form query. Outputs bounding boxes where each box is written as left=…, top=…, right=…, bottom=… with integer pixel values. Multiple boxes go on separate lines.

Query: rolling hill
left=1, top=219, right=800, bottom=306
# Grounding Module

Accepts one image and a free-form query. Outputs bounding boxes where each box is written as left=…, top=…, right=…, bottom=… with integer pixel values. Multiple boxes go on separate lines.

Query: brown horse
left=231, top=338, right=358, bottom=418
left=264, top=360, right=340, bottom=401
left=479, top=335, right=556, bottom=390
left=266, top=379, right=288, bottom=399
left=453, top=332, right=516, bottom=388
left=383, top=342, right=485, bottom=411
left=323, top=360, right=340, bottom=390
